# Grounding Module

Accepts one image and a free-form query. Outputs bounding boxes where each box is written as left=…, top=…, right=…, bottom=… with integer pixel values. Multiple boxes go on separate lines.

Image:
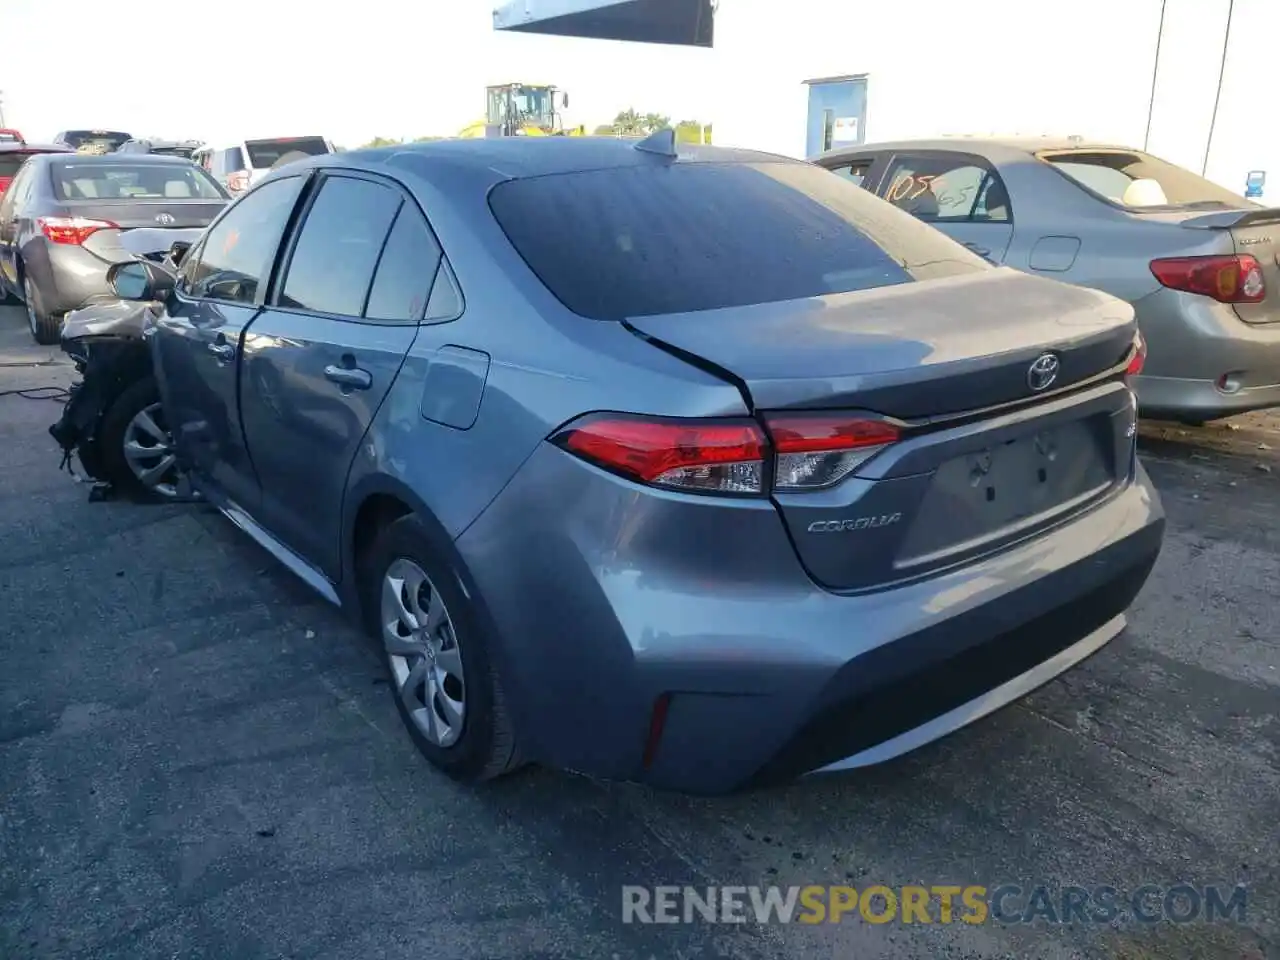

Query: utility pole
left=0, top=90, right=7, bottom=128
left=1202, top=0, right=1236, bottom=176
left=1142, top=0, right=1166, bottom=151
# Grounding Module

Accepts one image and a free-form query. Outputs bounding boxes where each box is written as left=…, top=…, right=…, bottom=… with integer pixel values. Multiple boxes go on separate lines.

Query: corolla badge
left=1027, top=353, right=1060, bottom=392
left=155, top=212, right=175, bottom=225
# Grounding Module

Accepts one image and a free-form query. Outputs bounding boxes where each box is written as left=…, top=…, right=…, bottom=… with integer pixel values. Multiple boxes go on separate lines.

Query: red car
left=0, top=129, right=24, bottom=143
left=0, top=142, right=71, bottom=196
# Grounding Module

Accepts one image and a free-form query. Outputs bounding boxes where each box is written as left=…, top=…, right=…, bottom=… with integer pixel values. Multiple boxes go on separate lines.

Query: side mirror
left=168, top=240, right=192, bottom=266
left=107, top=260, right=174, bottom=301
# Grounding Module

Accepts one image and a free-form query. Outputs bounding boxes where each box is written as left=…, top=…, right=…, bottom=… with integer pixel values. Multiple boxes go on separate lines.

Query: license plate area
left=895, top=416, right=1115, bottom=568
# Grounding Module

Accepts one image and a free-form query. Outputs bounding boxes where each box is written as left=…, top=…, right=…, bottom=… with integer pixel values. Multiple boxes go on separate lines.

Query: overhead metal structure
left=493, top=0, right=715, bottom=47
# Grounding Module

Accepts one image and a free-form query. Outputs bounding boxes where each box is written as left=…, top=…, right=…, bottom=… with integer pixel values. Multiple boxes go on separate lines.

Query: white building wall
left=707, top=0, right=1278, bottom=200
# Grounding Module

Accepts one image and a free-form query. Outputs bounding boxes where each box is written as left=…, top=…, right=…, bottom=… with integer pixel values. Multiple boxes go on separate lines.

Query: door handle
left=208, top=341, right=235, bottom=360
left=324, top=364, right=373, bottom=390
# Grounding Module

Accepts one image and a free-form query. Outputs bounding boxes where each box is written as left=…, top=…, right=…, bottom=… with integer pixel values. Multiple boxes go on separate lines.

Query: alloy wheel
left=381, top=558, right=466, bottom=747
left=122, top=401, right=180, bottom=498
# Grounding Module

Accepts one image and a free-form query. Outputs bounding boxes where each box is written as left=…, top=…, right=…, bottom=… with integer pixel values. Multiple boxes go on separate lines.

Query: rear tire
left=98, top=376, right=181, bottom=502
left=23, top=275, right=61, bottom=345
left=360, top=514, right=522, bottom=783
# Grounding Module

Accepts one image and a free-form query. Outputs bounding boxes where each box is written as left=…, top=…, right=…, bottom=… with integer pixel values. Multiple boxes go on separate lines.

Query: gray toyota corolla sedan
left=815, top=138, right=1280, bottom=425
left=0, top=152, right=227, bottom=343
left=118, top=135, right=1164, bottom=794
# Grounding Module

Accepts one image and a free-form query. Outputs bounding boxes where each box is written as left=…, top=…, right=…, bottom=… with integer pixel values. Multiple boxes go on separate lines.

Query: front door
left=805, top=77, right=867, bottom=160
left=877, top=152, right=1015, bottom=264
left=238, top=172, right=437, bottom=579
left=153, top=174, right=307, bottom=509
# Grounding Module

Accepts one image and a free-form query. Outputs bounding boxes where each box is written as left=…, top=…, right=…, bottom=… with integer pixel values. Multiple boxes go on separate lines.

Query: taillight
left=765, top=413, right=900, bottom=491
left=554, top=414, right=767, bottom=495
left=227, top=170, right=250, bottom=192
left=1125, top=329, right=1147, bottom=377
left=551, top=412, right=900, bottom=496
left=37, top=216, right=117, bottom=245
left=1149, top=254, right=1265, bottom=303
left=0, top=176, right=11, bottom=194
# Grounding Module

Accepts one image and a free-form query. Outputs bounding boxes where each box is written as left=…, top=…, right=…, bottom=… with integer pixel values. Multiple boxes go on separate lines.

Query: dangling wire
left=1202, top=0, right=1236, bottom=176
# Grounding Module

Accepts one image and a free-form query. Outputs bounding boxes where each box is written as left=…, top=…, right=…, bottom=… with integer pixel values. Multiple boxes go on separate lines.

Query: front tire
left=361, top=515, right=521, bottom=783
left=23, top=275, right=61, bottom=345
left=98, top=376, right=181, bottom=501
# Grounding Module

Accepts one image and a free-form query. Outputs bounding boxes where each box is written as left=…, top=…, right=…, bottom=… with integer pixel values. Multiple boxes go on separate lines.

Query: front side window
left=279, top=176, right=401, bottom=317
left=488, top=159, right=988, bottom=322
left=881, top=155, right=1010, bottom=223
left=187, top=176, right=305, bottom=304
left=824, top=158, right=875, bottom=188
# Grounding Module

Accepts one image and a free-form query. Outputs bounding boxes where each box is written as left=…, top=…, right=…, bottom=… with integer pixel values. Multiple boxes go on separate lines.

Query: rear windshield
left=51, top=161, right=228, bottom=201
left=487, top=160, right=989, bottom=321
left=151, top=145, right=196, bottom=158
left=1043, top=150, right=1251, bottom=211
left=61, top=130, right=132, bottom=153
left=244, top=137, right=330, bottom=168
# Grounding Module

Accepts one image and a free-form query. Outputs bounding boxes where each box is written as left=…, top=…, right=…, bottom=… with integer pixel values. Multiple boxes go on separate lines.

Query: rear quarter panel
left=340, top=160, right=749, bottom=549
left=999, top=154, right=1235, bottom=303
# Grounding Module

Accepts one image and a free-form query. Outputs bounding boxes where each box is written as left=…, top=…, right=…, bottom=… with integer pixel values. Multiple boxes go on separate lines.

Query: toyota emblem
left=155, top=212, right=175, bottom=225
left=1027, top=353, right=1060, bottom=392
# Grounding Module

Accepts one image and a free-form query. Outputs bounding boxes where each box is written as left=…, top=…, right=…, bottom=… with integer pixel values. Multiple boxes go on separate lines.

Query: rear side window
left=882, top=155, right=1010, bottom=222
left=364, top=205, right=443, bottom=322
left=488, top=160, right=988, bottom=321
left=1042, top=150, right=1249, bottom=210
left=51, top=161, right=226, bottom=200
left=245, top=138, right=330, bottom=169
left=279, top=176, right=402, bottom=317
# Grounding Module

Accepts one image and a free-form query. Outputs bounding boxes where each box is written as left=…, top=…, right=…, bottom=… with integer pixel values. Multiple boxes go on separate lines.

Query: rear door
left=237, top=171, right=423, bottom=577
left=877, top=151, right=1014, bottom=263
left=155, top=174, right=309, bottom=511
left=0, top=161, right=33, bottom=291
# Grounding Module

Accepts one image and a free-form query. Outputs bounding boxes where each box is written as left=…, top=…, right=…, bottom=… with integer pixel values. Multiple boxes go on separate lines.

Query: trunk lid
left=1177, top=206, right=1280, bottom=325
left=627, top=268, right=1139, bottom=592
left=71, top=201, right=224, bottom=263
left=625, top=267, right=1136, bottom=419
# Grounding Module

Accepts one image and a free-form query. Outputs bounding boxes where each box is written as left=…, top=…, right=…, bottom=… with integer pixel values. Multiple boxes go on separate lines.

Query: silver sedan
left=816, top=138, right=1280, bottom=424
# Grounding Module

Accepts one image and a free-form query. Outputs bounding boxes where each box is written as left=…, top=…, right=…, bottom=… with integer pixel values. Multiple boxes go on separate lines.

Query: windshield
left=51, top=161, right=228, bottom=201
left=1043, top=150, right=1252, bottom=211
left=488, top=160, right=989, bottom=321
left=487, top=86, right=555, bottom=129
left=244, top=137, right=330, bottom=168
left=61, top=130, right=132, bottom=153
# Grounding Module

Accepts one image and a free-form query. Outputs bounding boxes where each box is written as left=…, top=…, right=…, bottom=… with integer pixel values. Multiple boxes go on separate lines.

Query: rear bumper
left=1134, top=288, right=1280, bottom=419
left=456, top=444, right=1165, bottom=795
left=26, top=240, right=114, bottom=316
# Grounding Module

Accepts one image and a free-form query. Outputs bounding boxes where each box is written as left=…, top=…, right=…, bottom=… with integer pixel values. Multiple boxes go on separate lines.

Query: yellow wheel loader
left=457, top=83, right=587, bottom=139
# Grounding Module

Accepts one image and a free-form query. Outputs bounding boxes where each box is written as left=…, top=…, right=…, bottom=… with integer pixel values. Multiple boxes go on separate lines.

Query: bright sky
left=0, top=0, right=720, bottom=147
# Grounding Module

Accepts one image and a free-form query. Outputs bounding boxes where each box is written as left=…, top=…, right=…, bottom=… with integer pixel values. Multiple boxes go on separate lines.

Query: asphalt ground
left=0, top=304, right=1276, bottom=960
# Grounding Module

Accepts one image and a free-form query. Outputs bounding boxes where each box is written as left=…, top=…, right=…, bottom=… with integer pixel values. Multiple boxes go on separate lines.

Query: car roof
left=337, top=136, right=799, bottom=183
left=823, top=136, right=1141, bottom=165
